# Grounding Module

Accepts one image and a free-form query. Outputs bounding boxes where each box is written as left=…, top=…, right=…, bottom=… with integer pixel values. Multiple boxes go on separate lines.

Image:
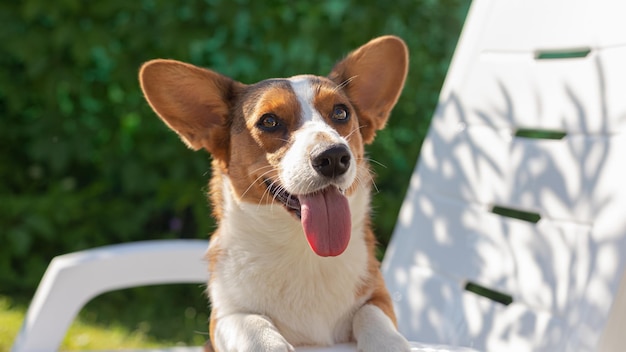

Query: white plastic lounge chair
left=10, top=239, right=471, bottom=352
left=382, top=0, right=626, bottom=351
left=12, top=0, right=626, bottom=351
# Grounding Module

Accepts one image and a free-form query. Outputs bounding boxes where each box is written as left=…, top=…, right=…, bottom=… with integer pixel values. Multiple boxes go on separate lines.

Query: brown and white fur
left=139, top=36, right=409, bottom=352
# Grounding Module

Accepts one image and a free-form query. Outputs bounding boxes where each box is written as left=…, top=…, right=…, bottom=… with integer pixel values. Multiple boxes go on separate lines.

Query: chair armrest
left=12, top=239, right=209, bottom=352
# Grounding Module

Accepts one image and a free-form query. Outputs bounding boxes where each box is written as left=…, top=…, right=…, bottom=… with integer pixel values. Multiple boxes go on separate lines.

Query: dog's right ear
left=329, top=36, right=408, bottom=144
left=139, top=59, right=242, bottom=160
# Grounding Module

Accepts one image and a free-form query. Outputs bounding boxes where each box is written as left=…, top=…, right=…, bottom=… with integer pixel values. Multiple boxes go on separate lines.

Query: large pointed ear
left=329, top=36, right=408, bottom=144
left=139, top=59, right=243, bottom=160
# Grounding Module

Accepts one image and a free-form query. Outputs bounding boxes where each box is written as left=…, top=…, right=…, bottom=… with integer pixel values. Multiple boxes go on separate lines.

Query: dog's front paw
left=257, top=327, right=295, bottom=352
left=356, top=329, right=410, bottom=352
left=353, top=304, right=411, bottom=352
left=213, top=313, right=295, bottom=352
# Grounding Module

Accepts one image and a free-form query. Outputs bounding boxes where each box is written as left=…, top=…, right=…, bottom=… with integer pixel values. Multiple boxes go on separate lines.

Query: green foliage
left=0, top=0, right=468, bottom=345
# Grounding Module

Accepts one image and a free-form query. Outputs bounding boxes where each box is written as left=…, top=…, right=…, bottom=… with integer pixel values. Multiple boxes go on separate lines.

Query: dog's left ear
left=139, top=59, right=243, bottom=163
left=329, top=36, right=408, bottom=144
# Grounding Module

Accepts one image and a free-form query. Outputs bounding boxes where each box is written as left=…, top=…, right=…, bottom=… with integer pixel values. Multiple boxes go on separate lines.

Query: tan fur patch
left=228, top=82, right=301, bottom=204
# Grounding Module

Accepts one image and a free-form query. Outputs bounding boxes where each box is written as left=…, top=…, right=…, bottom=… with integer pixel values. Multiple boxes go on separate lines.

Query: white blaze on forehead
left=288, top=75, right=323, bottom=123
left=286, top=75, right=338, bottom=137
left=280, top=75, right=356, bottom=195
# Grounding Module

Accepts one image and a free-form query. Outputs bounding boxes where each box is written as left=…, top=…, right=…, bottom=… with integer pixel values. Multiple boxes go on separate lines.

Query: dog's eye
left=258, top=113, right=281, bottom=132
left=331, top=105, right=350, bottom=122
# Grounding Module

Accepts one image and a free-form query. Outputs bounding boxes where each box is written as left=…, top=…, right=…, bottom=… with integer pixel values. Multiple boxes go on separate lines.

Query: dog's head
left=139, top=36, right=408, bottom=257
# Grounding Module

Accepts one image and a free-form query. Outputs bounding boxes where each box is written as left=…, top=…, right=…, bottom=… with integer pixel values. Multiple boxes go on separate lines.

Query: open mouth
left=263, top=178, right=352, bottom=257
left=264, top=179, right=302, bottom=218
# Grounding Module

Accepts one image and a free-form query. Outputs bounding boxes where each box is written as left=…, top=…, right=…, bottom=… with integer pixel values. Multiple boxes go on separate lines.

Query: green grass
left=63, top=321, right=163, bottom=350
left=1, top=295, right=163, bottom=351
left=1, top=285, right=210, bottom=351
left=0, top=296, right=24, bottom=351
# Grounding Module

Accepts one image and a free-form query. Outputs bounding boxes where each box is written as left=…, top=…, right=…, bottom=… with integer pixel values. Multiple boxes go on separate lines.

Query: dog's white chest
left=209, top=186, right=370, bottom=345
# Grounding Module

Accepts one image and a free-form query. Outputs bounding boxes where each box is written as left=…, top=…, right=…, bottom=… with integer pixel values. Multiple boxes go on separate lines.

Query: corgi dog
left=139, top=36, right=409, bottom=352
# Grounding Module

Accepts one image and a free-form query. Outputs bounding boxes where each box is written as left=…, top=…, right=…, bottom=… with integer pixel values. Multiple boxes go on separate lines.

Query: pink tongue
left=299, top=187, right=351, bottom=257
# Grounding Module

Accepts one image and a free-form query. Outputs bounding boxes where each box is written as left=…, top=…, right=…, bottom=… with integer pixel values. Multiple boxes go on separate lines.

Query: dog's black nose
left=311, top=145, right=351, bottom=178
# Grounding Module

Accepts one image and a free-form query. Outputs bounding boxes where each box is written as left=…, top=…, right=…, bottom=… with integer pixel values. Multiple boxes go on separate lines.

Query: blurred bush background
left=0, top=0, right=469, bottom=346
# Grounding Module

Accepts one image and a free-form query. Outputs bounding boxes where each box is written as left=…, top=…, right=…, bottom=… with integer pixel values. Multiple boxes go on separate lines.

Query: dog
left=139, top=35, right=410, bottom=352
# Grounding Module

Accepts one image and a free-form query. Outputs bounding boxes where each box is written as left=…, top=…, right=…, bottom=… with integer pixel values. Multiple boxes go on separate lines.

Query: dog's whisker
left=268, top=181, right=283, bottom=212
left=333, top=75, right=358, bottom=93
left=371, top=179, right=380, bottom=194
left=274, top=137, right=290, bottom=143
left=241, top=167, right=276, bottom=200
left=353, top=164, right=379, bottom=194
left=250, top=164, right=275, bottom=174
left=259, top=183, right=275, bottom=211
left=244, top=165, right=274, bottom=182
left=256, top=175, right=275, bottom=205
left=362, top=157, right=387, bottom=169
left=268, top=179, right=287, bottom=212
left=364, top=172, right=379, bottom=194
left=345, top=125, right=365, bottom=140
left=265, top=179, right=281, bottom=204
